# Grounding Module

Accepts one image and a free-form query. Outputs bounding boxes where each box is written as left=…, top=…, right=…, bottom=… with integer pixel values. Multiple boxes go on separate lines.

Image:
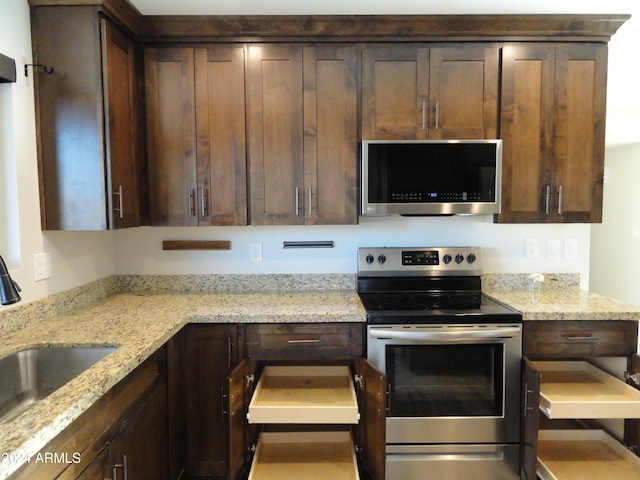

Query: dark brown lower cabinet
left=184, top=324, right=240, bottom=478
left=521, top=320, right=640, bottom=480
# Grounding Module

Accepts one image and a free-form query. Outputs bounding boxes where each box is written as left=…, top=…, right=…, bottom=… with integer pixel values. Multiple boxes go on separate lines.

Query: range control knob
left=365, top=254, right=375, bottom=264
left=455, top=253, right=465, bottom=264
left=378, top=254, right=387, bottom=264
left=467, top=253, right=477, bottom=264
left=442, top=254, right=452, bottom=264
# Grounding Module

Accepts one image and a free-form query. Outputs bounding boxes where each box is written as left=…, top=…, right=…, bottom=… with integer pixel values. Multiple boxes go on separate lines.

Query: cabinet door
left=247, top=45, right=304, bottom=225
left=429, top=46, right=499, bottom=139
left=499, top=44, right=555, bottom=223
left=185, top=325, right=239, bottom=477
left=552, top=44, right=607, bottom=223
left=195, top=46, right=248, bottom=226
left=362, top=46, right=430, bottom=139
left=521, top=357, right=540, bottom=480
left=102, top=19, right=143, bottom=229
left=71, top=444, right=111, bottom=480
left=112, top=383, right=169, bottom=480
left=228, top=358, right=258, bottom=480
left=145, top=48, right=198, bottom=226
left=303, top=46, right=359, bottom=224
left=354, top=358, right=387, bottom=480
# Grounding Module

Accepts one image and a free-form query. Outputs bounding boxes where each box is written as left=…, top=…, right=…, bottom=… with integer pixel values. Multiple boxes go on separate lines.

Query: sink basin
left=0, top=346, right=117, bottom=422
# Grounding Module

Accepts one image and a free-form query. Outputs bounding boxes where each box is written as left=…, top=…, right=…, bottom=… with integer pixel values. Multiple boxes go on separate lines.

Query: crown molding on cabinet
left=26, top=1, right=629, bottom=43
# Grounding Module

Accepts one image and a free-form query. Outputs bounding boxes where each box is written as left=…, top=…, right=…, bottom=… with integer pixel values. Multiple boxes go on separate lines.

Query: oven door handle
left=368, top=327, right=521, bottom=342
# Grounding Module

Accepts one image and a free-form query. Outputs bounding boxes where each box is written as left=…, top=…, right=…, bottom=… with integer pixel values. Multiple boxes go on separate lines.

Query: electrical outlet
left=547, top=239, right=560, bottom=259
left=33, top=252, right=52, bottom=281
left=525, top=238, right=539, bottom=258
left=564, top=238, right=578, bottom=259
left=249, top=242, right=263, bottom=262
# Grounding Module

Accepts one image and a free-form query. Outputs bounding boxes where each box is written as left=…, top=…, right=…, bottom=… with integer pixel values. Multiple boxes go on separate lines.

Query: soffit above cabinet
left=27, top=2, right=629, bottom=42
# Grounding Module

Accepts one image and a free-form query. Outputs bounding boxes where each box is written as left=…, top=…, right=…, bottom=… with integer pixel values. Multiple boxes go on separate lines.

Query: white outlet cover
left=547, top=239, right=560, bottom=259
left=33, top=252, right=52, bottom=281
left=249, top=242, right=263, bottom=262
left=564, top=238, right=578, bottom=259
left=525, top=238, right=539, bottom=258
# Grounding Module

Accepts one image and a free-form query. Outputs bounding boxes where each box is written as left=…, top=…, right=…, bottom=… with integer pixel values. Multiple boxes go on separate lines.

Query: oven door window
left=386, top=344, right=504, bottom=417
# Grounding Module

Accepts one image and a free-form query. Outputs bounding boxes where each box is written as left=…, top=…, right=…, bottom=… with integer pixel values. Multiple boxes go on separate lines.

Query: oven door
left=367, top=324, right=522, bottom=444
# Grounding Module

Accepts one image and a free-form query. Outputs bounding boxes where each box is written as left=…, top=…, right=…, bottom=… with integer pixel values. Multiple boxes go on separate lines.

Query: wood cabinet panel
left=523, top=321, right=638, bottom=359
left=32, top=6, right=145, bottom=230
left=498, top=43, right=607, bottom=223
left=247, top=45, right=305, bottom=225
left=429, top=46, right=499, bottom=139
left=184, top=324, right=239, bottom=477
left=303, top=46, right=359, bottom=225
left=145, top=47, right=198, bottom=226
left=361, top=46, right=430, bottom=140
left=195, top=46, right=248, bottom=225
left=245, top=323, right=364, bottom=361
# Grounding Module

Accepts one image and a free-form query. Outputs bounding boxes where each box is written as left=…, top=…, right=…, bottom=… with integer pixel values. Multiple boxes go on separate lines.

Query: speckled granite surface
left=0, top=272, right=639, bottom=479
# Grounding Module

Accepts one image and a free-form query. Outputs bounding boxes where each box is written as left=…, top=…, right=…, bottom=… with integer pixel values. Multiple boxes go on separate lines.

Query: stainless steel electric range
left=358, top=247, right=523, bottom=480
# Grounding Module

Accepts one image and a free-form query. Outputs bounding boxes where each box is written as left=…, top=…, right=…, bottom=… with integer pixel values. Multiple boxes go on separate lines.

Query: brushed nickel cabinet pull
left=435, top=100, right=440, bottom=129
left=295, top=187, right=300, bottom=216
left=201, top=188, right=210, bottom=217
left=188, top=189, right=196, bottom=216
left=112, top=455, right=128, bottom=480
left=287, top=338, right=321, bottom=344
left=558, top=185, right=563, bottom=214
left=422, top=100, right=426, bottom=130
left=308, top=186, right=313, bottom=215
left=113, top=185, right=124, bottom=219
left=565, top=335, right=600, bottom=343
left=545, top=185, right=551, bottom=215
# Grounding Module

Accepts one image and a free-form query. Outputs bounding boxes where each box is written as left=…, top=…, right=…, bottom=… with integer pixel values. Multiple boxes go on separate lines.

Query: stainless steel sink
left=0, top=346, right=116, bottom=422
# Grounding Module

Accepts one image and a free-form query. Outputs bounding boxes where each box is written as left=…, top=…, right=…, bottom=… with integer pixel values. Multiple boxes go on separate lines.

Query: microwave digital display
left=361, top=140, right=502, bottom=216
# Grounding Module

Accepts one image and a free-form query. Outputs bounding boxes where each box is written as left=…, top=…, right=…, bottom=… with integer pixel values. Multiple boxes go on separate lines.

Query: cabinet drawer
left=248, top=365, right=359, bottom=424
left=248, top=431, right=359, bottom=480
left=245, top=323, right=363, bottom=360
left=534, top=360, right=640, bottom=419
left=538, top=429, right=640, bottom=480
left=523, top=321, right=638, bottom=358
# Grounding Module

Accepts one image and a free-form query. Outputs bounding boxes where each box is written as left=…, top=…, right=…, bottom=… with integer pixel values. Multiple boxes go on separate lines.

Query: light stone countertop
left=1, top=273, right=640, bottom=479
left=0, top=289, right=365, bottom=480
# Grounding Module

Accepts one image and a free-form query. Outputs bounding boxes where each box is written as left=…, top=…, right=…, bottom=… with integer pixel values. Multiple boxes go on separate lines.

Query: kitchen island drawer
left=537, top=429, right=640, bottom=480
left=533, top=360, right=640, bottom=419
left=247, top=365, right=359, bottom=424
left=523, top=321, right=638, bottom=358
left=248, top=431, right=359, bottom=480
left=245, top=323, right=363, bottom=360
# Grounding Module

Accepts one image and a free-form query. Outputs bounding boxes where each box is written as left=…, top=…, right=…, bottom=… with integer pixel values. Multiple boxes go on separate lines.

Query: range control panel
left=358, top=247, right=482, bottom=277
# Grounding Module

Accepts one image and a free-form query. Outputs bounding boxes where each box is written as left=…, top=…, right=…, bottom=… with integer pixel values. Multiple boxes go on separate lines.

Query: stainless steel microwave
left=361, top=139, right=502, bottom=216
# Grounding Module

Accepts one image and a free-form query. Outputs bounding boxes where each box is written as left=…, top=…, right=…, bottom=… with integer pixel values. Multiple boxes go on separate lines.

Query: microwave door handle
left=369, top=327, right=521, bottom=342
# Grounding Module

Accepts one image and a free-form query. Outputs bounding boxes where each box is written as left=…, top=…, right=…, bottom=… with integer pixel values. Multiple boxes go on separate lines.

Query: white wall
left=0, top=0, right=115, bottom=306
left=590, top=144, right=640, bottom=306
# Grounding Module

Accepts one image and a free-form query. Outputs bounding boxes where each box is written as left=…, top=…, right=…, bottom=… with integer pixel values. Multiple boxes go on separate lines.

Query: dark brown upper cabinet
left=31, top=6, right=145, bottom=230
left=498, top=43, right=608, bottom=223
left=361, top=45, right=499, bottom=140
left=247, top=45, right=359, bottom=225
left=144, top=46, right=248, bottom=226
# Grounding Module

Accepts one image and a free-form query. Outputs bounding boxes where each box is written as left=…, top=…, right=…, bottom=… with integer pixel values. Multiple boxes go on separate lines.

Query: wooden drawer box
left=523, top=321, right=638, bottom=359
left=533, top=360, right=640, bottom=419
left=248, top=431, right=359, bottom=480
left=244, top=323, right=364, bottom=360
left=537, top=429, right=640, bottom=480
left=248, top=365, right=359, bottom=424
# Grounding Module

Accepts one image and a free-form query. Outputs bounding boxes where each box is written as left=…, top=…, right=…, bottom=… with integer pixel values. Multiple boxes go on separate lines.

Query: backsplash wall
left=113, top=215, right=591, bottom=289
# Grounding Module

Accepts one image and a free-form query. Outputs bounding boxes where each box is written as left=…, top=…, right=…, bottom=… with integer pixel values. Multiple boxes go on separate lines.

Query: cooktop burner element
left=357, top=247, right=521, bottom=325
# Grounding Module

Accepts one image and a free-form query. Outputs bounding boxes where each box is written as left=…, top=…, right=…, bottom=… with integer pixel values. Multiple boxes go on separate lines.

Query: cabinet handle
left=545, top=185, right=551, bottom=215
left=308, top=187, right=313, bottom=215
left=557, top=185, right=563, bottom=215
left=221, top=386, right=228, bottom=421
left=113, top=455, right=128, bottom=480
left=564, top=335, right=600, bottom=343
left=188, top=189, right=196, bottom=216
left=422, top=100, right=427, bottom=130
left=434, top=100, right=440, bottom=130
left=287, top=338, right=321, bottom=344
left=113, top=185, right=124, bottom=219
left=201, top=188, right=210, bottom=217
left=227, top=336, right=232, bottom=371
left=295, top=187, right=300, bottom=216
left=523, top=383, right=536, bottom=416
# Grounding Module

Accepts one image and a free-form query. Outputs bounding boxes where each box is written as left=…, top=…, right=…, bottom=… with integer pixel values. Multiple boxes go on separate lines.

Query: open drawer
left=537, top=429, right=640, bottom=480
left=533, top=360, right=640, bottom=419
left=248, top=431, right=360, bottom=480
left=247, top=365, right=360, bottom=424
